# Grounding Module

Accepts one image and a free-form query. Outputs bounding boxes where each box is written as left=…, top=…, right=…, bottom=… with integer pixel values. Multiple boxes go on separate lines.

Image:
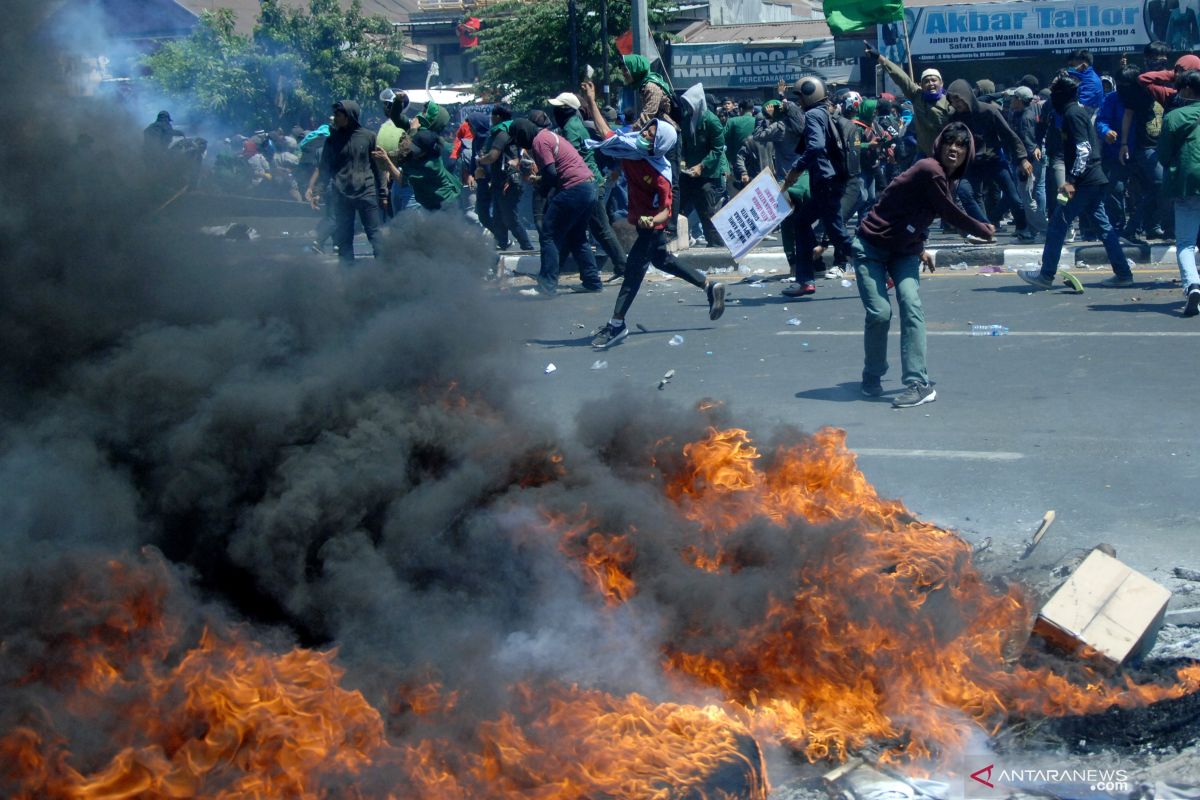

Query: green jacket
left=682, top=109, right=728, bottom=180
left=723, top=113, right=756, bottom=172
left=405, top=154, right=462, bottom=210
left=1159, top=99, right=1200, bottom=198
left=880, top=56, right=952, bottom=157
left=562, top=115, right=602, bottom=183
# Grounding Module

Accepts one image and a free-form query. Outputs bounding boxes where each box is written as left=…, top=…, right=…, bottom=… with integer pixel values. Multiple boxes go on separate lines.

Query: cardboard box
left=1033, top=549, right=1171, bottom=666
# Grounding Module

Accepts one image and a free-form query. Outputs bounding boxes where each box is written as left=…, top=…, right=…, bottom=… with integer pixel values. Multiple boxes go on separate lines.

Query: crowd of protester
left=144, top=41, right=1200, bottom=407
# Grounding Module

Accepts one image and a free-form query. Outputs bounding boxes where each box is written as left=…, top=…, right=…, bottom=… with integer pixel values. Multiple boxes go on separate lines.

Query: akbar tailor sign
left=671, top=40, right=860, bottom=89
left=893, top=0, right=1151, bottom=60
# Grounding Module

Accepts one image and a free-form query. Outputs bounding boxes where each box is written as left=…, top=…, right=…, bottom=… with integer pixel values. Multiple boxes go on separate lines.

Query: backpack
left=824, top=110, right=852, bottom=180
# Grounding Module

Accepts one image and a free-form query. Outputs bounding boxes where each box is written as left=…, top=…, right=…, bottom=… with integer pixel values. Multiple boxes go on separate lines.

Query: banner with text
left=711, top=171, right=794, bottom=261
left=671, top=39, right=860, bottom=89
left=878, top=0, right=1152, bottom=62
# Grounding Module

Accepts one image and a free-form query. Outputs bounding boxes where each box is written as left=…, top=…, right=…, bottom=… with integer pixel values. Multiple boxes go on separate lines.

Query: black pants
left=794, top=178, right=852, bottom=282
left=612, top=228, right=707, bottom=319
left=589, top=191, right=626, bottom=271
left=679, top=174, right=724, bottom=245
left=959, top=159, right=1028, bottom=231
left=476, top=179, right=497, bottom=239
left=332, top=192, right=382, bottom=262
left=494, top=180, right=533, bottom=250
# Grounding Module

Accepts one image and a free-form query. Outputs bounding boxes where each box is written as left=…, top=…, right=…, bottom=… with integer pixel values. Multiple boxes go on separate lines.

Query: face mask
left=922, top=88, right=944, bottom=103
left=636, top=136, right=654, bottom=153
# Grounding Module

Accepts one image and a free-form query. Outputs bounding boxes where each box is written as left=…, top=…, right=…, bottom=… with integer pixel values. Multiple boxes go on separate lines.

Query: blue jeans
left=1175, top=196, right=1200, bottom=288
left=537, top=181, right=600, bottom=294
left=390, top=182, right=418, bottom=215
left=853, top=238, right=927, bottom=387
left=1039, top=183, right=1130, bottom=280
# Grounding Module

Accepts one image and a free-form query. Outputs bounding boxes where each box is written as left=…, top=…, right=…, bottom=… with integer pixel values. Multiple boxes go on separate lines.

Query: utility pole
left=568, top=0, right=579, bottom=83
left=600, top=0, right=609, bottom=103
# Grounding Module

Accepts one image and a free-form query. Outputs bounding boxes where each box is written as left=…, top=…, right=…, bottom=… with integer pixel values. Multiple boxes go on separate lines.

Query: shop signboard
left=671, top=40, right=860, bottom=89
left=878, top=0, right=1154, bottom=62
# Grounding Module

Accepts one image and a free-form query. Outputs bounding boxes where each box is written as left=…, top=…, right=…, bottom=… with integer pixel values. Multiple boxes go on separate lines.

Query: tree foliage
left=144, top=0, right=404, bottom=131
left=474, top=0, right=674, bottom=107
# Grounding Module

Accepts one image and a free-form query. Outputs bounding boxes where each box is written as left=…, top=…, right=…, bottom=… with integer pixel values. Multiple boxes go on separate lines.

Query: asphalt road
left=496, top=263, right=1200, bottom=584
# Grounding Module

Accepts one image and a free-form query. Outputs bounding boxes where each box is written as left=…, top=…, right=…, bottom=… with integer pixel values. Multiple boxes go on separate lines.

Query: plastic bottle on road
left=971, top=324, right=1009, bottom=336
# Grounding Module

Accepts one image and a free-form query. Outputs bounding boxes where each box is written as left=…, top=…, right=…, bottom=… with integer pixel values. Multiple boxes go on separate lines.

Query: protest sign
left=711, top=171, right=793, bottom=261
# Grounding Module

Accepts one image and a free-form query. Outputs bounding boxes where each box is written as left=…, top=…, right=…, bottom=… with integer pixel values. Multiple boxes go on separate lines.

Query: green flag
left=822, top=0, right=903, bottom=35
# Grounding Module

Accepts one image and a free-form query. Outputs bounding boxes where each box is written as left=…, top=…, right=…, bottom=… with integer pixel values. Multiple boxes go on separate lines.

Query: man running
left=579, top=81, right=725, bottom=349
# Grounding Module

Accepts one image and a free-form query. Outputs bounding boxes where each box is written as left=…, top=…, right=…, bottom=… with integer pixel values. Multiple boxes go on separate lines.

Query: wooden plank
left=1019, top=509, right=1056, bottom=560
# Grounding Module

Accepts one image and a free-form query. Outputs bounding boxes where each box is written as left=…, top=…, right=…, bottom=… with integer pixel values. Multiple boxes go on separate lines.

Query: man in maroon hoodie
left=854, top=121, right=995, bottom=408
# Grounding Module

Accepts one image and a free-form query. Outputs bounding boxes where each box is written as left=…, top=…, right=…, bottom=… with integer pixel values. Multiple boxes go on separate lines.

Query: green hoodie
left=723, top=112, right=755, bottom=170
left=562, top=115, right=602, bottom=183
left=406, top=154, right=462, bottom=209
left=417, top=100, right=450, bottom=135
left=1160, top=98, right=1200, bottom=198
left=859, top=98, right=877, bottom=126
left=622, top=54, right=672, bottom=94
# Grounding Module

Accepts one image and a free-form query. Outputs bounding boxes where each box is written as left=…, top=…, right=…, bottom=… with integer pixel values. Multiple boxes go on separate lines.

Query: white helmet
left=841, top=91, right=863, bottom=116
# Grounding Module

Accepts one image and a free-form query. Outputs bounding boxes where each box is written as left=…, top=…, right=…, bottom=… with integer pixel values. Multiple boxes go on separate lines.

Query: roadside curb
left=499, top=242, right=1179, bottom=278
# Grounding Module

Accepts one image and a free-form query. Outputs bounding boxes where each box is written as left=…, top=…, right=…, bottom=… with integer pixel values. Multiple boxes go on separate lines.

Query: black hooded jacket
left=319, top=100, right=385, bottom=201
left=945, top=80, right=1028, bottom=165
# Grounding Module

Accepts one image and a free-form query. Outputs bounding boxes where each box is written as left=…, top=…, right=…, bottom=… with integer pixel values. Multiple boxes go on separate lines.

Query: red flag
left=615, top=30, right=633, bottom=56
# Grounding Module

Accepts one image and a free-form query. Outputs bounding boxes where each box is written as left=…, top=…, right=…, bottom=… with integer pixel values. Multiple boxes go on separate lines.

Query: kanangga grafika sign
left=671, top=40, right=860, bottom=89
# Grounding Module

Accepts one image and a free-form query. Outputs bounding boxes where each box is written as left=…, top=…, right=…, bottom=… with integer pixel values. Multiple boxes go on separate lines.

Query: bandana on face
left=921, top=89, right=944, bottom=103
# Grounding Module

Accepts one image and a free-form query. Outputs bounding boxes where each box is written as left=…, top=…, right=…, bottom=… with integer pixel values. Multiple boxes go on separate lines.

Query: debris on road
left=1174, top=567, right=1200, bottom=582
left=786, top=318, right=802, bottom=326
left=544, top=363, right=557, bottom=374
left=590, top=360, right=608, bottom=370
left=658, top=369, right=675, bottom=390
left=1019, top=510, right=1056, bottom=559
left=1033, top=548, right=1171, bottom=666
left=669, top=335, right=685, bottom=346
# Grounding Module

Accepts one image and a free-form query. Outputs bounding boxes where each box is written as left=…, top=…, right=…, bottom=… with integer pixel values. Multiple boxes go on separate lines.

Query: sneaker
left=861, top=373, right=883, bottom=397
left=781, top=282, right=816, bottom=297
left=706, top=282, right=726, bottom=320
left=1185, top=284, right=1200, bottom=317
left=591, top=322, right=628, bottom=349
left=1147, top=226, right=1167, bottom=240
left=1121, top=233, right=1148, bottom=246
left=1015, top=229, right=1038, bottom=242
left=892, top=382, right=937, bottom=408
left=824, top=266, right=845, bottom=280
left=964, top=233, right=993, bottom=245
left=518, top=287, right=552, bottom=297
left=569, top=284, right=603, bottom=293
left=1017, top=269, right=1055, bottom=290
left=1100, top=274, right=1135, bottom=287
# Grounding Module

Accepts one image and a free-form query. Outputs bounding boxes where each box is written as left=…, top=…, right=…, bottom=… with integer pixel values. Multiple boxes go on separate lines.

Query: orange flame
left=652, top=426, right=1200, bottom=762
left=5, top=423, right=1198, bottom=798
left=2, top=554, right=767, bottom=799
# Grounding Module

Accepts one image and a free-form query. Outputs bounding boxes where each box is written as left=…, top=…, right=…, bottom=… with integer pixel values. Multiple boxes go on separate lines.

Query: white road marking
left=853, top=448, right=1024, bottom=461
left=776, top=331, right=1200, bottom=337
